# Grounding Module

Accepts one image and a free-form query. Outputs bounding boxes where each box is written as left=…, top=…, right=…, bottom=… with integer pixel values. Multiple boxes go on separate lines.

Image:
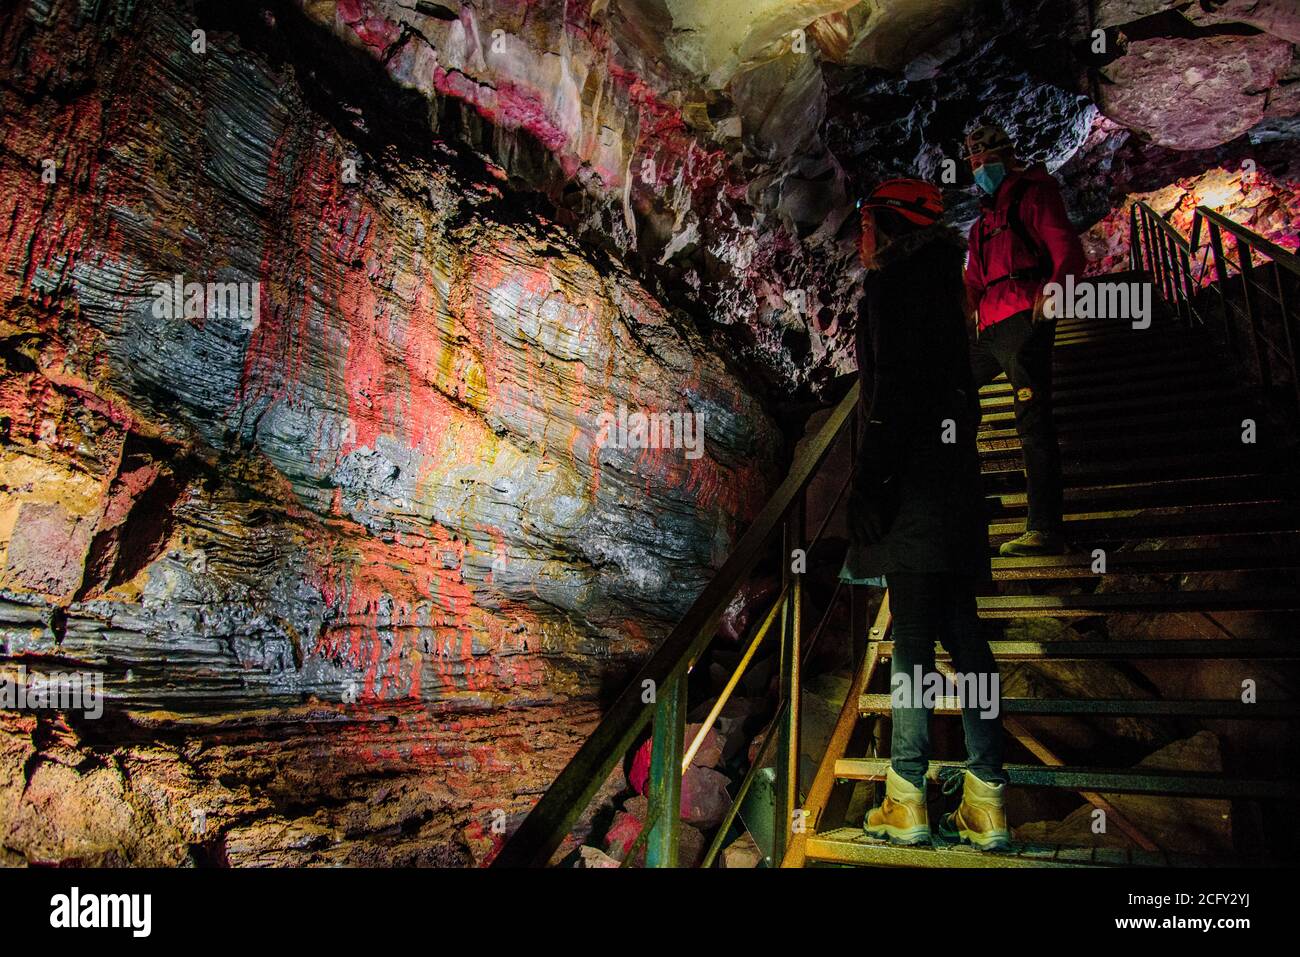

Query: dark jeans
left=971, top=312, right=1062, bottom=533
left=885, top=572, right=1007, bottom=789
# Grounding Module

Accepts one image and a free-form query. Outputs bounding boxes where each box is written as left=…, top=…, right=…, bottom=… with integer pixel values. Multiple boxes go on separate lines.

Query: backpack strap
left=1004, top=177, right=1051, bottom=276
left=980, top=176, right=1051, bottom=289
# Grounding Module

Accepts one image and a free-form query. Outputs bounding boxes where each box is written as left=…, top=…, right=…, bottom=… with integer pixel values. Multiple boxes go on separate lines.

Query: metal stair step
left=1053, top=332, right=1196, bottom=354
left=990, top=509, right=1300, bottom=543
left=978, top=427, right=1245, bottom=457
left=1052, top=326, right=1182, bottom=345
left=981, top=357, right=1218, bottom=394
left=981, top=382, right=1246, bottom=413
left=977, top=390, right=1242, bottom=423
left=805, top=829, right=1090, bottom=867
left=975, top=590, right=1300, bottom=617
left=1053, top=314, right=1179, bottom=331
left=1050, top=353, right=1217, bottom=379
left=874, top=638, right=1300, bottom=660
left=1053, top=310, right=1177, bottom=335
left=988, top=501, right=1300, bottom=537
left=858, top=694, right=1298, bottom=719
left=1054, top=303, right=1170, bottom=324
left=982, top=453, right=1268, bottom=488
left=987, top=474, right=1295, bottom=516
left=990, top=543, right=1300, bottom=579
left=1053, top=313, right=1198, bottom=333
left=1054, top=303, right=1168, bottom=327
left=804, top=828, right=1242, bottom=868
left=1052, top=338, right=1206, bottom=363
left=832, top=758, right=1300, bottom=799
left=979, top=376, right=1231, bottom=409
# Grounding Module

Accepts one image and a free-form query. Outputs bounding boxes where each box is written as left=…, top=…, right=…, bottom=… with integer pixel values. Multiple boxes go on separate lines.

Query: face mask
left=974, top=162, right=1006, bottom=195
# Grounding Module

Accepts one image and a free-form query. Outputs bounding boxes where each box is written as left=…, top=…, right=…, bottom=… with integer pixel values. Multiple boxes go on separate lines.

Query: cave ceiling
left=294, top=0, right=1300, bottom=398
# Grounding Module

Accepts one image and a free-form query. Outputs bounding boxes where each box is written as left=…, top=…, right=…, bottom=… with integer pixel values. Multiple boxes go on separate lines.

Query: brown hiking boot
left=864, top=766, right=931, bottom=845
left=940, top=770, right=1012, bottom=851
left=998, top=529, right=1064, bottom=557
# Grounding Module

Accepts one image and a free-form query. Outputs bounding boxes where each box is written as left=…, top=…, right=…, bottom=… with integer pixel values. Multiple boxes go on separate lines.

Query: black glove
left=851, top=418, right=901, bottom=544
left=849, top=475, right=893, bottom=545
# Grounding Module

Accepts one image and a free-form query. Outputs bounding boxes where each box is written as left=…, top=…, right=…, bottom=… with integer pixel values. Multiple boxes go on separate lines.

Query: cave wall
left=2, top=0, right=1298, bottom=867
left=298, top=1, right=1300, bottom=399
left=297, top=0, right=872, bottom=396
left=0, top=0, right=779, bottom=864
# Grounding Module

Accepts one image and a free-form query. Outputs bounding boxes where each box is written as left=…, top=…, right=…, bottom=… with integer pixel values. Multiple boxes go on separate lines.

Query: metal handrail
left=1192, top=207, right=1300, bottom=281
left=681, top=583, right=788, bottom=772
left=1130, top=201, right=1300, bottom=425
left=676, top=469, right=853, bottom=807
left=491, top=380, right=862, bottom=867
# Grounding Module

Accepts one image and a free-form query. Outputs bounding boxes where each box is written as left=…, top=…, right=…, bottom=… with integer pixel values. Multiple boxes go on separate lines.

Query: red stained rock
left=627, top=721, right=726, bottom=796
left=1082, top=164, right=1300, bottom=275
left=0, top=0, right=781, bottom=866
left=603, top=808, right=643, bottom=861
left=679, top=764, right=731, bottom=829
left=601, top=797, right=707, bottom=867
left=1100, top=34, right=1295, bottom=150
left=4, top=501, right=91, bottom=598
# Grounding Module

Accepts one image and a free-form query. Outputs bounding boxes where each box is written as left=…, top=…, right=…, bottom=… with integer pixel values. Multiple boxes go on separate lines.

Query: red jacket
left=964, top=165, right=1085, bottom=332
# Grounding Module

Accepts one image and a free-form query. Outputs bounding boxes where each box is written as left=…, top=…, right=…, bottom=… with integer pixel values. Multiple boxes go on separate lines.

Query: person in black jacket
left=839, top=179, right=1010, bottom=851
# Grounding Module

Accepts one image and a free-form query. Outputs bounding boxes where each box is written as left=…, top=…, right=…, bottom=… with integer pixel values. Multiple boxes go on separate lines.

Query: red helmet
left=862, top=178, right=944, bottom=226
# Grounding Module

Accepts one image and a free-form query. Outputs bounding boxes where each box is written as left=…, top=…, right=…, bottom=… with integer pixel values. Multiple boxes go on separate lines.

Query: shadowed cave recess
left=0, top=0, right=1297, bottom=867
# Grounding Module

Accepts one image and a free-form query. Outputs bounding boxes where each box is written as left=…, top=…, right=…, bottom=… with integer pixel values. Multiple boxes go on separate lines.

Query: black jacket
left=840, top=224, right=990, bottom=580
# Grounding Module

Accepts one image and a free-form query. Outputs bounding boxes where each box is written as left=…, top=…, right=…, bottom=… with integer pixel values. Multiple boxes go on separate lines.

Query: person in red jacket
left=964, top=122, right=1085, bottom=556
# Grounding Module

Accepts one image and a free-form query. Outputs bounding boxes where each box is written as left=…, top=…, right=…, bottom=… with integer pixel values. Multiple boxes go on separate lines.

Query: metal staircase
left=493, top=203, right=1300, bottom=868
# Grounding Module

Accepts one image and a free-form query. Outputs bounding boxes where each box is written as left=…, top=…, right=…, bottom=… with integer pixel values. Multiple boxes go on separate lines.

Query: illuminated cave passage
left=0, top=0, right=1297, bottom=869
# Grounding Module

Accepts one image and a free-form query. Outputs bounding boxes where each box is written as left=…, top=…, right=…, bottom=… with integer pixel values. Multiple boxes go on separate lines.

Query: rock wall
left=283, top=0, right=1300, bottom=391
left=0, top=0, right=779, bottom=864
left=294, top=0, right=871, bottom=395
left=4, top=0, right=1299, bottom=867
left=1083, top=162, right=1300, bottom=275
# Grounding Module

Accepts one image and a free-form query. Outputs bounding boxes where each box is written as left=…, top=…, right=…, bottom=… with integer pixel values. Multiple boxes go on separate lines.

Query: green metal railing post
left=773, top=496, right=804, bottom=863
left=1179, top=246, right=1197, bottom=325
left=1129, top=205, right=1141, bottom=273
left=1237, top=237, right=1273, bottom=397
left=1139, top=207, right=1157, bottom=282
left=1167, top=232, right=1181, bottom=311
left=1147, top=210, right=1166, bottom=297
left=1273, top=268, right=1300, bottom=415
left=1155, top=225, right=1172, bottom=306
left=1206, top=220, right=1236, bottom=353
left=645, top=671, right=686, bottom=867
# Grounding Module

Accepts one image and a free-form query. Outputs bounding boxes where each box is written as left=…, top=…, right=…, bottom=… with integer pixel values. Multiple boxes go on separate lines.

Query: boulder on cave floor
left=576, top=845, right=622, bottom=868
left=720, top=830, right=763, bottom=868
left=603, top=795, right=708, bottom=867
left=1013, top=730, right=1234, bottom=856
